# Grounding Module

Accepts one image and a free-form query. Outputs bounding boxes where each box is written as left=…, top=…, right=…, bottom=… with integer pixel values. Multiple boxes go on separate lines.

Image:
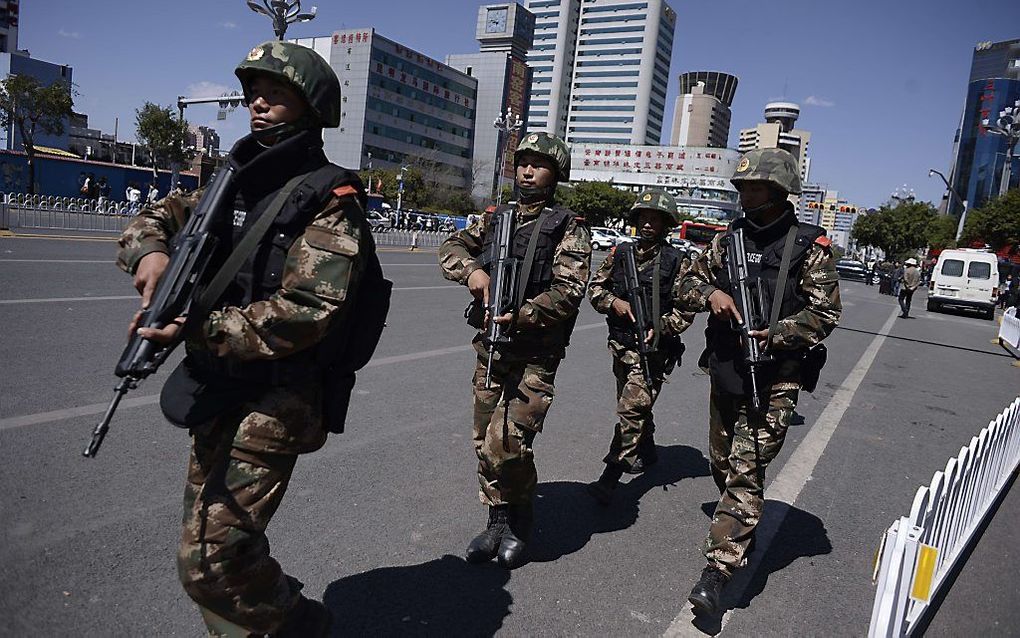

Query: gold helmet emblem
left=643, top=193, right=653, bottom=201
left=736, top=157, right=750, bottom=172
left=246, top=46, right=265, bottom=61
left=527, top=133, right=539, bottom=143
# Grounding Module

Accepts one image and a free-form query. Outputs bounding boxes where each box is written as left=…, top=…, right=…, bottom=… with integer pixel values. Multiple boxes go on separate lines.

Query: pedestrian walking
left=898, top=258, right=921, bottom=317
left=125, top=182, right=142, bottom=215
left=1000, top=274, right=1014, bottom=309
left=439, top=132, right=591, bottom=570
left=679, top=148, right=841, bottom=616
left=585, top=189, right=693, bottom=504
left=97, top=176, right=110, bottom=211
left=114, top=40, right=383, bottom=636
left=146, top=182, right=159, bottom=205
left=891, top=261, right=904, bottom=297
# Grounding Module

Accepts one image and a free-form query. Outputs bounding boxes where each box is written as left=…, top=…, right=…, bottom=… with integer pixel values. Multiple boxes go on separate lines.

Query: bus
left=677, top=220, right=727, bottom=249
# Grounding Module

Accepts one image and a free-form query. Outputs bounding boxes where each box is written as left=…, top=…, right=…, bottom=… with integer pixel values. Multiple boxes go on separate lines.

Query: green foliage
left=558, top=180, right=633, bottom=226
left=926, top=214, right=959, bottom=252
left=135, top=102, right=193, bottom=179
left=852, top=200, right=939, bottom=259
left=358, top=166, right=477, bottom=215
left=961, top=189, right=1020, bottom=251
left=0, top=74, right=75, bottom=193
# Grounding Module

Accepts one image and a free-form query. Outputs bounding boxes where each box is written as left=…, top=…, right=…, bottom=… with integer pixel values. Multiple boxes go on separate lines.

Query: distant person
left=125, top=182, right=142, bottom=215
left=891, top=261, right=904, bottom=297
left=866, top=259, right=876, bottom=286
left=97, top=177, right=110, bottom=211
left=1001, top=274, right=1016, bottom=309
left=898, top=258, right=921, bottom=318
left=146, top=182, right=159, bottom=205
left=81, top=172, right=96, bottom=199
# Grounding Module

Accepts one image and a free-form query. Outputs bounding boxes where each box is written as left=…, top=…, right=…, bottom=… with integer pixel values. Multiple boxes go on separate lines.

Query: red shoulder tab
left=332, top=185, right=359, bottom=198
left=814, top=235, right=832, bottom=248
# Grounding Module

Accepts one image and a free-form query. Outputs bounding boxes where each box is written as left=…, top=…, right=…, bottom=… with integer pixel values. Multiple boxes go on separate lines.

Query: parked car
left=366, top=211, right=392, bottom=231
left=591, top=227, right=620, bottom=250
left=835, top=259, right=870, bottom=282
left=927, top=249, right=1000, bottom=319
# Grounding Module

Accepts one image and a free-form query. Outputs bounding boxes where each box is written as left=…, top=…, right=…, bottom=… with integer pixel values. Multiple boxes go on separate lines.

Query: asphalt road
left=1, top=236, right=1018, bottom=637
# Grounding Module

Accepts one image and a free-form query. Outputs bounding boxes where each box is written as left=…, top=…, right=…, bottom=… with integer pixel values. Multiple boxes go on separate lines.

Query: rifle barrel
left=83, top=377, right=133, bottom=458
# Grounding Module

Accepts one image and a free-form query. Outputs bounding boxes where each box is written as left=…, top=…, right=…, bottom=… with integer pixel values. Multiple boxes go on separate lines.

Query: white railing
left=372, top=228, right=452, bottom=249
left=869, top=397, right=1020, bottom=637
left=999, top=307, right=1020, bottom=359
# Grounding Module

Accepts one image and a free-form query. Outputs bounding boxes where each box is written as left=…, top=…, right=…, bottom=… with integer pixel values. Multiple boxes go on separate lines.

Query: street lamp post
left=928, top=168, right=970, bottom=241
left=982, top=99, right=1020, bottom=198
left=245, top=0, right=317, bottom=40
left=493, top=106, right=523, bottom=207
left=396, top=164, right=408, bottom=218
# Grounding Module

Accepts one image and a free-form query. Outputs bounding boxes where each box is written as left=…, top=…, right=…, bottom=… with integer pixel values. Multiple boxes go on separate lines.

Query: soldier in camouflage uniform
left=439, top=132, right=591, bottom=569
left=586, top=190, right=693, bottom=505
left=680, top=149, right=841, bottom=615
left=117, top=41, right=374, bottom=636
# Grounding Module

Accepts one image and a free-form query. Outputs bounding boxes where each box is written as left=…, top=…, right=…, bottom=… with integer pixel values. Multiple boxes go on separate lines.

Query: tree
left=559, top=180, right=632, bottom=227
left=135, top=102, right=192, bottom=187
left=851, top=200, right=938, bottom=260
left=0, top=74, right=75, bottom=194
left=961, top=189, right=1020, bottom=251
left=926, top=214, right=959, bottom=252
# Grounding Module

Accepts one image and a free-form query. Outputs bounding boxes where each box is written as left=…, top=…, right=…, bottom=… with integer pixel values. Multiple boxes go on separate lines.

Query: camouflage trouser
left=472, top=353, right=560, bottom=506
left=703, top=383, right=799, bottom=577
left=604, top=344, right=671, bottom=469
left=177, top=383, right=327, bottom=636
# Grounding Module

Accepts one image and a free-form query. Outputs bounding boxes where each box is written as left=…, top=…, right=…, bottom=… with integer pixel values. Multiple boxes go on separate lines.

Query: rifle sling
left=650, top=248, right=661, bottom=350
left=191, top=173, right=308, bottom=324
left=515, top=209, right=552, bottom=308
left=765, top=223, right=799, bottom=353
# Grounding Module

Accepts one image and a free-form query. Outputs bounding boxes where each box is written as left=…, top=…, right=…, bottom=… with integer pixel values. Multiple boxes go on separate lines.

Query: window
left=967, top=261, right=991, bottom=279
left=941, top=259, right=964, bottom=277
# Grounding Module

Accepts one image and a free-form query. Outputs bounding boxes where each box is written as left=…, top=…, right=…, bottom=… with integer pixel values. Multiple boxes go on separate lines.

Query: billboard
left=500, top=56, right=530, bottom=180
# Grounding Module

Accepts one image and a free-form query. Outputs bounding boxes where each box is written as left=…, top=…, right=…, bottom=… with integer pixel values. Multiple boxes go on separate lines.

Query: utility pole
left=493, top=106, right=523, bottom=207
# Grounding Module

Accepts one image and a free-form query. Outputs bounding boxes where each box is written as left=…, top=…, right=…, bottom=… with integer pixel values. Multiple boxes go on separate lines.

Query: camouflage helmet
left=235, top=40, right=341, bottom=128
left=730, top=148, right=802, bottom=195
left=628, top=189, right=681, bottom=228
left=514, top=132, right=571, bottom=181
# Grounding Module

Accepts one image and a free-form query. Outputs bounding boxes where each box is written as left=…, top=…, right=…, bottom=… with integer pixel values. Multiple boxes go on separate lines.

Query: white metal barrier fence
left=868, top=397, right=1020, bottom=637
left=1, top=192, right=135, bottom=233
left=999, top=307, right=1020, bottom=359
left=372, top=229, right=451, bottom=249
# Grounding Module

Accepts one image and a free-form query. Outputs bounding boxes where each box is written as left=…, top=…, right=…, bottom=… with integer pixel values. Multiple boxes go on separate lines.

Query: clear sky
left=22, top=0, right=1020, bottom=208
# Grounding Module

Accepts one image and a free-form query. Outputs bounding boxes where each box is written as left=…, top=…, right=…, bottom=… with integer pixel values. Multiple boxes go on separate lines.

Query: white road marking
left=0, top=323, right=603, bottom=431
left=663, top=306, right=900, bottom=637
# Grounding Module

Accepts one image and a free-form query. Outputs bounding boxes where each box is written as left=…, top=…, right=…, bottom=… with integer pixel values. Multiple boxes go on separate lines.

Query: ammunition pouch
left=799, top=343, right=827, bottom=393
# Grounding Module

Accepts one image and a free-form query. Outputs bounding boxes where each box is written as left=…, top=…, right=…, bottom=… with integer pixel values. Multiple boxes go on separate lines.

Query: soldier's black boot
left=497, top=503, right=533, bottom=569
left=688, top=565, right=728, bottom=616
left=272, top=596, right=332, bottom=637
left=626, top=432, right=659, bottom=474
left=587, top=462, right=625, bottom=506
left=466, top=505, right=509, bottom=563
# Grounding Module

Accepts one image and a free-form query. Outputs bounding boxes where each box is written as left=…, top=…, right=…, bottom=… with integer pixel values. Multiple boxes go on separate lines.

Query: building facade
left=800, top=186, right=861, bottom=250
left=447, top=3, right=535, bottom=202
left=738, top=101, right=812, bottom=183
left=946, top=39, right=1020, bottom=219
left=294, top=29, right=478, bottom=190
left=0, top=51, right=73, bottom=153
left=0, top=0, right=18, bottom=54
left=669, top=71, right=737, bottom=148
left=570, top=142, right=741, bottom=219
left=186, top=125, right=221, bottom=156
left=523, top=0, right=676, bottom=145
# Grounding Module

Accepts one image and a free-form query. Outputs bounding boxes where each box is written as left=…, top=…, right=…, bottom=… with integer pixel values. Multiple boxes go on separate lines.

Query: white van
left=927, top=249, right=1000, bottom=319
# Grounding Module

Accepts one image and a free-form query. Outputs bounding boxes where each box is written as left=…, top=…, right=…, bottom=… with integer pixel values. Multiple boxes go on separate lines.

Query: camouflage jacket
left=678, top=228, right=841, bottom=351
left=116, top=187, right=364, bottom=361
left=438, top=202, right=591, bottom=332
left=588, top=241, right=694, bottom=342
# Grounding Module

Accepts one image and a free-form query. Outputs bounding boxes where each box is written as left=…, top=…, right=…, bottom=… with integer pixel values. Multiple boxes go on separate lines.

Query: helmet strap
left=517, top=183, right=555, bottom=205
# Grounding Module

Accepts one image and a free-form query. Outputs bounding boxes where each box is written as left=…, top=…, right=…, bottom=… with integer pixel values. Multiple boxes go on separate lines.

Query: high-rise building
left=187, top=125, right=221, bottom=156
left=738, top=101, right=812, bottom=183
left=801, top=186, right=861, bottom=249
left=0, top=51, right=73, bottom=152
left=293, top=29, right=478, bottom=190
left=945, top=38, right=1020, bottom=219
left=523, top=0, right=580, bottom=140
left=447, top=3, right=535, bottom=202
left=523, top=0, right=677, bottom=145
left=0, top=0, right=19, bottom=53
left=669, top=71, right=737, bottom=148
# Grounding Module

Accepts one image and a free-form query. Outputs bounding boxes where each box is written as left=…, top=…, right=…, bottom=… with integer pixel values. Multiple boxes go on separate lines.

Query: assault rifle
left=724, top=228, right=771, bottom=412
left=620, top=246, right=655, bottom=387
left=482, top=208, right=520, bottom=389
left=83, top=163, right=238, bottom=458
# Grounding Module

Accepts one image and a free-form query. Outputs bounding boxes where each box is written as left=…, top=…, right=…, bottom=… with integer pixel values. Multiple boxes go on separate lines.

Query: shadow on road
left=529, top=444, right=710, bottom=563
left=322, top=554, right=512, bottom=636
left=689, top=502, right=833, bottom=635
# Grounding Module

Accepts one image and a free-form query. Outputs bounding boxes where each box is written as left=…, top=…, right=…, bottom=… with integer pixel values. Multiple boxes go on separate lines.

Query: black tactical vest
left=705, top=210, right=825, bottom=394
left=478, top=203, right=576, bottom=354
left=192, top=131, right=370, bottom=382
left=606, top=241, right=683, bottom=347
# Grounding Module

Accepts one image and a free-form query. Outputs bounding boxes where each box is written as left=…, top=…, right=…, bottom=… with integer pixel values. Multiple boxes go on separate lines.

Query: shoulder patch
left=814, top=235, right=832, bottom=248
left=332, top=185, right=359, bottom=199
